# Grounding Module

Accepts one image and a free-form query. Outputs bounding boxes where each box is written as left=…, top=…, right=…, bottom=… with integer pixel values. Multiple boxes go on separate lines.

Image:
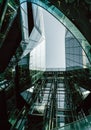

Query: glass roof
left=19, top=0, right=91, bottom=64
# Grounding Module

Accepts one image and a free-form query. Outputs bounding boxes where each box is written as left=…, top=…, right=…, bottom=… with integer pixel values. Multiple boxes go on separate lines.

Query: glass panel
left=20, top=1, right=29, bottom=41
left=24, top=0, right=91, bottom=64
left=0, top=0, right=18, bottom=46
left=52, top=115, right=91, bottom=130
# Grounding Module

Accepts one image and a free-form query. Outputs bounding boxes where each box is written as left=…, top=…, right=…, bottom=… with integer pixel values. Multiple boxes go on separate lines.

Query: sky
left=30, top=5, right=66, bottom=70
left=43, top=9, right=66, bottom=69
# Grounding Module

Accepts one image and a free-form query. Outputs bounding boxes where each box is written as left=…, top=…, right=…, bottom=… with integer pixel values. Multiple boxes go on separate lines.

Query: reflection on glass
left=27, top=0, right=91, bottom=64
left=53, top=115, right=91, bottom=130
left=0, top=0, right=18, bottom=46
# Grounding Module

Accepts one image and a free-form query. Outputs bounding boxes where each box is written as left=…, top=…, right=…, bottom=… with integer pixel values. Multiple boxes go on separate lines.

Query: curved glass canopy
left=19, top=0, right=91, bottom=64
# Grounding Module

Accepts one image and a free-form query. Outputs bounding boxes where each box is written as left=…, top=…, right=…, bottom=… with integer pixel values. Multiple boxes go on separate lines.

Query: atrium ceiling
left=0, top=0, right=91, bottom=72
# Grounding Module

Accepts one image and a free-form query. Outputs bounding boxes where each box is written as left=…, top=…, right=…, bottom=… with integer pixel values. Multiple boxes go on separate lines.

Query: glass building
left=0, top=0, right=91, bottom=130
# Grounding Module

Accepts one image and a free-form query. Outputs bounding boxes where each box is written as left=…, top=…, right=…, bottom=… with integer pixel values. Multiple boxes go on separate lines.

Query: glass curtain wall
left=1, top=1, right=91, bottom=130
left=65, top=29, right=91, bottom=129
left=29, top=4, right=46, bottom=84
left=65, top=29, right=90, bottom=70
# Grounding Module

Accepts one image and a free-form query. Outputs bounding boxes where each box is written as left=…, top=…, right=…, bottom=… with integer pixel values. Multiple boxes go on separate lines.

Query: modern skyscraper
left=0, top=1, right=91, bottom=130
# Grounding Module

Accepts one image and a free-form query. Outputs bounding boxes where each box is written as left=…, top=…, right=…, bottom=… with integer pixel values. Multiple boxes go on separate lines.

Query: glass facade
left=0, top=1, right=91, bottom=130
left=65, top=29, right=90, bottom=70
left=26, top=0, right=91, bottom=64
